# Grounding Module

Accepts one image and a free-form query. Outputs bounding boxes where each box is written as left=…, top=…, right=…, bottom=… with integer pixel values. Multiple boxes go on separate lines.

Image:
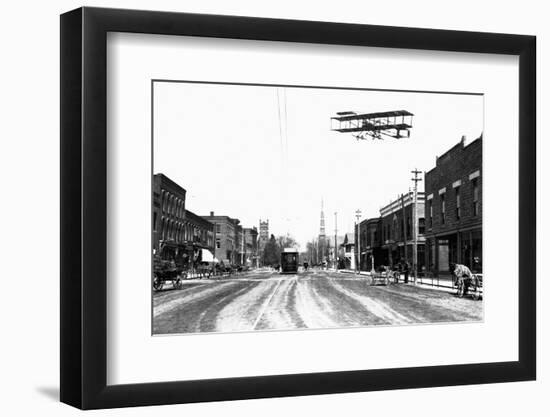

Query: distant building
left=358, top=218, right=383, bottom=271
left=185, top=209, right=214, bottom=250
left=424, top=135, right=482, bottom=275
left=341, top=233, right=355, bottom=270
left=244, top=227, right=259, bottom=267
left=202, top=212, right=241, bottom=265
left=258, top=219, right=269, bottom=265
left=319, top=200, right=326, bottom=241
left=331, top=235, right=345, bottom=269
left=378, top=192, right=426, bottom=271
left=235, top=222, right=244, bottom=266
left=318, top=200, right=329, bottom=263
left=259, top=219, right=269, bottom=242
left=354, top=191, right=426, bottom=272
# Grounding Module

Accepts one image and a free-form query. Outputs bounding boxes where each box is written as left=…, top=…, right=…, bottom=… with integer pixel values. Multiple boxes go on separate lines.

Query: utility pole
left=401, top=194, right=408, bottom=266
left=316, top=238, right=319, bottom=266
left=241, top=230, right=245, bottom=266
left=355, top=209, right=362, bottom=273
left=213, top=222, right=217, bottom=269
left=411, top=169, right=422, bottom=283
left=334, top=212, right=338, bottom=270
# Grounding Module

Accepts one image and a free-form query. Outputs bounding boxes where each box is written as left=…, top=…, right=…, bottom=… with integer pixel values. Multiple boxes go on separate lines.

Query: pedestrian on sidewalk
left=404, top=261, right=409, bottom=283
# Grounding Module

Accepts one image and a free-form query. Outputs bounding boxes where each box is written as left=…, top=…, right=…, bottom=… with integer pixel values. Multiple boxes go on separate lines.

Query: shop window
left=440, top=193, right=446, bottom=224
left=472, top=178, right=479, bottom=216
left=455, top=187, right=461, bottom=220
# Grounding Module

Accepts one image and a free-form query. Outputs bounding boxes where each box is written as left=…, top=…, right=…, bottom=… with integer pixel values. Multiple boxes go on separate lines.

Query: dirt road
left=153, top=269, right=482, bottom=334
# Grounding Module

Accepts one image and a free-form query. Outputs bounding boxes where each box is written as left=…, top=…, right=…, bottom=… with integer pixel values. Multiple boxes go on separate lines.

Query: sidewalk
left=337, top=269, right=460, bottom=294
left=337, top=269, right=371, bottom=276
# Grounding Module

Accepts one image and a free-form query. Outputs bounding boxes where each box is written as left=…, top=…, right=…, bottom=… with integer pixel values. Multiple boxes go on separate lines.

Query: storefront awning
left=200, top=248, right=215, bottom=263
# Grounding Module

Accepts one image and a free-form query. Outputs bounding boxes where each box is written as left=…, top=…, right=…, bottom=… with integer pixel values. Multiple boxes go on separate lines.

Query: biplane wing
left=331, top=110, right=414, bottom=140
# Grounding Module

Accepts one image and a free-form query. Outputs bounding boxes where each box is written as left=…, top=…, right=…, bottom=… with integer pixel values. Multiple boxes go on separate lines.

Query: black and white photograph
left=0, top=0, right=544, bottom=414
left=152, top=81, right=484, bottom=335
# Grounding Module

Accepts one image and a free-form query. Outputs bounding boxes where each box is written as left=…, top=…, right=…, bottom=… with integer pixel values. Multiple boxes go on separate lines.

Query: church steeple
left=319, top=199, right=326, bottom=240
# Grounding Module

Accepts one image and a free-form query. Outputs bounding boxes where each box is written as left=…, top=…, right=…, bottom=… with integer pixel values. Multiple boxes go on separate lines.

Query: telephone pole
left=411, top=169, right=422, bottom=283
left=355, top=209, right=362, bottom=273
left=241, top=231, right=245, bottom=265
left=334, top=212, right=338, bottom=270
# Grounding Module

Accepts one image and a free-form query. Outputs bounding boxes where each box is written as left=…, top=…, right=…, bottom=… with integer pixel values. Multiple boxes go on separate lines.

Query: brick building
left=152, top=174, right=214, bottom=268
left=153, top=174, right=186, bottom=254
left=357, top=217, right=383, bottom=271
left=184, top=209, right=214, bottom=252
left=424, top=135, right=482, bottom=275
left=235, top=223, right=244, bottom=266
left=377, top=192, right=426, bottom=271
left=244, top=227, right=259, bottom=267
left=202, top=212, right=242, bottom=265
left=355, top=192, right=426, bottom=272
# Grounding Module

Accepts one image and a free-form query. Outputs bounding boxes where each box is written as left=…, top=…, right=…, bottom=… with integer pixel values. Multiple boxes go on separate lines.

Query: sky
left=153, top=81, right=483, bottom=250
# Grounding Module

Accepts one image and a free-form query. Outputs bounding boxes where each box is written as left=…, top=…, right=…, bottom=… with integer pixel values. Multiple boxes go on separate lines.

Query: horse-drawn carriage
left=213, top=263, right=246, bottom=277
left=369, top=266, right=399, bottom=286
left=152, top=257, right=187, bottom=291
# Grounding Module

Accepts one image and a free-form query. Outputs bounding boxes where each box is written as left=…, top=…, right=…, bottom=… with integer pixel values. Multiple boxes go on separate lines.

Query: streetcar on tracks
left=280, top=248, right=299, bottom=274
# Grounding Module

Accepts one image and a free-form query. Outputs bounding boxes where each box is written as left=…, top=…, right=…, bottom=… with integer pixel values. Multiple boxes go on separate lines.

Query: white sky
left=153, top=82, right=483, bottom=250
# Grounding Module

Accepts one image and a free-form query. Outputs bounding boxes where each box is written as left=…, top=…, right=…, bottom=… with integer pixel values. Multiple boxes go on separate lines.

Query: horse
left=453, top=263, right=481, bottom=298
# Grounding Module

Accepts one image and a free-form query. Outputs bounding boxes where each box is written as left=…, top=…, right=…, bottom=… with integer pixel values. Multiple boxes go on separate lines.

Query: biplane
left=331, top=110, right=414, bottom=140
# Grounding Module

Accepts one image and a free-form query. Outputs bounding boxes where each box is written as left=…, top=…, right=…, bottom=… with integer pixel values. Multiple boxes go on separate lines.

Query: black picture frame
left=60, top=6, right=536, bottom=410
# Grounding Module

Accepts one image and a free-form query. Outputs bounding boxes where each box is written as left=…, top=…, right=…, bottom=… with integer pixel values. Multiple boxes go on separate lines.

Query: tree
left=261, top=234, right=279, bottom=266
left=304, top=241, right=317, bottom=265
left=277, top=234, right=298, bottom=251
left=261, top=234, right=300, bottom=267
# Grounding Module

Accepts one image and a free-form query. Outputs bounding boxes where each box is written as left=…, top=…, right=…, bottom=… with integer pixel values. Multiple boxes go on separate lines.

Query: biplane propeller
left=331, top=110, right=414, bottom=140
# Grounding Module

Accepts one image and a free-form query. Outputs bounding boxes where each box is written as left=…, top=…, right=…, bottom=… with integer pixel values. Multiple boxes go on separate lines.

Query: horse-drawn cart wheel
left=393, top=272, right=400, bottom=284
left=153, top=274, right=163, bottom=291
left=471, top=283, right=481, bottom=300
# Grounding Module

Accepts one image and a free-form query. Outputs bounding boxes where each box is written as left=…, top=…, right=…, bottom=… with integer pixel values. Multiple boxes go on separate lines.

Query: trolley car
left=280, top=248, right=299, bottom=274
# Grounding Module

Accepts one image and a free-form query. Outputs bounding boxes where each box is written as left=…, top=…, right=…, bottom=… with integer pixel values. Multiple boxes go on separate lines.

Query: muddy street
left=153, top=269, right=483, bottom=335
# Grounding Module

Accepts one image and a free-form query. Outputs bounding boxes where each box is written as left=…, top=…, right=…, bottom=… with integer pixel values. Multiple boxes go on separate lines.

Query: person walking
left=403, top=261, right=409, bottom=284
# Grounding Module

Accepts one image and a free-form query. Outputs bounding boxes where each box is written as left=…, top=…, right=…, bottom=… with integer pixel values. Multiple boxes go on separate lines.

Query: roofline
left=379, top=192, right=426, bottom=216
left=154, top=173, right=187, bottom=195
left=425, top=134, right=483, bottom=175
left=185, top=209, right=214, bottom=228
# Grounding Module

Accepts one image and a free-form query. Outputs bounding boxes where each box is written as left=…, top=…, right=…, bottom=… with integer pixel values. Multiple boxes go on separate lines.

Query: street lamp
left=355, top=209, right=362, bottom=273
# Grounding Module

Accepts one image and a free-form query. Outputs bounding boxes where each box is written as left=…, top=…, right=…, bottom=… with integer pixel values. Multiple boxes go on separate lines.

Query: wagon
left=369, top=267, right=397, bottom=286
left=152, top=258, right=187, bottom=291
left=456, top=273, right=483, bottom=300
